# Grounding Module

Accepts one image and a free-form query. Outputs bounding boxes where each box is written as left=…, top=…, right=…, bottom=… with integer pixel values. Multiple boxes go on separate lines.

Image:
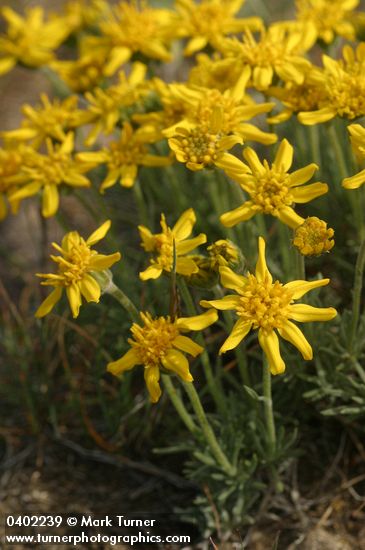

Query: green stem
left=133, top=179, right=149, bottom=226
left=308, top=125, right=321, bottom=168
left=326, top=122, right=348, bottom=182
left=182, top=381, right=236, bottom=475
left=263, top=358, right=276, bottom=458
left=349, top=236, right=365, bottom=353
left=294, top=248, right=306, bottom=281
left=105, top=281, right=140, bottom=323
left=162, top=375, right=199, bottom=435
left=178, top=278, right=225, bottom=410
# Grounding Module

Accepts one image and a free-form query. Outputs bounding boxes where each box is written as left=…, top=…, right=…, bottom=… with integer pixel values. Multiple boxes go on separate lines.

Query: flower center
left=326, top=68, right=365, bottom=119
left=152, top=230, right=174, bottom=271
left=109, top=140, right=145, bottom=168
left=129, top=314, right=179, bottom=367
left=251, top=162, right=292, bottom=214
left=236, top=275, right=293, bottom=332
left=177, top=126, right=220, bottom=166
left=293, top=216, right=335, bottom=256
left=57, top=238, right=94, bottom=284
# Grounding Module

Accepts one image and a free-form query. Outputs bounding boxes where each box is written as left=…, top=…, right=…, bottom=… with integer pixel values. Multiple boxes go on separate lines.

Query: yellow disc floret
left=129, top=313, right=179, bottom=367
left=293, top=217, right=335, bottom=256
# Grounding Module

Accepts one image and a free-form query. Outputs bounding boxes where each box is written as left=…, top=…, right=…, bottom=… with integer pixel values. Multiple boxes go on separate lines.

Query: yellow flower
left=293, top=217, right=335, bottom=256
left=35, top=221, right=121, bottom=319
left=75, top=63, right=149, bottom=146
left=62, top=0, right=109, bottom=32
left=107, top=309, right=218, bottom=403
left=220, top=139, right=328, bottom=229
left=214, top=24, right=315, bottom=91
left=176, top=0, right=262, bottom=56
left=163, top=79, right=277, bottom=145
left=2, top=94, right=81, bottom=149
left=0, top=6, right=69, bottom=75
left=139, top=208, right=207, bottom=280
left=296, top=0, right=358, bottom=44
left=201, top=237, right=337, bottom=374
left=188, top=53, right=249, bottom=91
left=168, top=108, right=243, bottom=171
left=343, top=124, right=365, bottom=189
left=99, top=1, right=178, bottom=76
left=9, top=133, right=97, bottom=218
left=298, top=44, right=365, bottom=125
left=77, top=122, right=171, bottom=192
left=207, top=239, right=240, bottom=269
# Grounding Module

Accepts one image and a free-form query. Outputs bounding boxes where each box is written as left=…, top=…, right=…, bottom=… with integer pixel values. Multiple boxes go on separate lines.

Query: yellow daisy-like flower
left=76, top=63, right=148, bottom=146
left=293, top=217, right=335, bottom=256
left=0, top=143, right=30, bottom=220
left=107, top=309, right=218, bottom=403
left=298, top=44, right=365, bottom=125
left=9, top=133, right=97, bottom=218
left=214, top=24, right=315, bottom=91
left=296, top=0, right=358, bottom=44
left=2, top=95, right=81, bottom=149
left=201, top=237, right=337, bottom=374
left=163, top=78, right=277, bottom=145
left=176, top=0, right=262, bottom=56
left=188, top=53, right=250, bottom=92
left=207, top=239, right=240, bottom=269
left=77, top=122, right=171, bottom=192
left=62, top=0, right=109, bottom=32
left=139, top=208, right=207, bottom=281
left=343, top=124, right=365, bottom=189
left=35, top=221, right=121, bottom=319
left=220, top=139, right=328, bottom=229
left=168, top=108, right=243, bottom=171
left=99, top=1, right=178, bottom=76
left=0, top=6, right=69, bottom=75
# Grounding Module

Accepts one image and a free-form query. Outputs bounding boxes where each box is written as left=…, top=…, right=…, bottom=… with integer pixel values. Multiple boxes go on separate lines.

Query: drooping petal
left=177, top=308, right=218, bottom=331
left=107, top=348, right=139, bottom=375
left=86, top=220, right=111, bottom=245
left=162, top=349, right=193, bottom=382
left=274, top=139, right=293, bottom=172
left=258, top=330, right=285, bottom=375
left=278, top=320, right=313, bottom=360
left=172, top=208, right=196, bottom=241
left=139, top=264, right=163, bottom=281
left=42, top=184, right=59, bottom=218
left=288, top=304, right=337, bottom=322
left=276, top=205, right=305, bottom=229
left=176, top=233, right=206, bottom=255
left=79, top=274, right=101, bottom=303
left=66, top=284, right=82, bottom=318
left=8, top=181, right=41, bottom=202
left=144, top=365, right=162, bottom=403
left=284, top=278, right=330, bottom=299
left=200, top=295, right=241, bottom=310
left=291, top=182, right=328, bottom=203
left=35, top=287, right=63, bottom=318
left=220, top=201, right=259, bottom=227
left=176, top=256, right=199, bottom=275
left=219, top=266, right=246, bottom=291
left=219, top=318, right=252, bottom=354
left=297, top=108, right=335, bottom=125
left=255, top=237, right=272, bottom=284
left=343, top=169, right=365, bottom=190
left=172, top=335, right=203, bottom=357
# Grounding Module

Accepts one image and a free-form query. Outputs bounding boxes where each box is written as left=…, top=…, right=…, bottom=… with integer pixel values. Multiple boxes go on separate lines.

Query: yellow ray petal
left=107, top=348, right=139, bottom=375
left=66, top=284, right=82, bottom=318
left=258, top=330, right=285, bottom=375
left=288, top=304, right=337, bottom=322
left=176, top=233, right=206, bottom=255
left=86, top=220, right=111, bottom=246
left=8, top=181, right=41, bottom=202
left=172, top=208, right=196, bottom=241
left=343, top=169, right=365, bottom=190
left=200, top=295, right=241, bottom=310
left=238, top=123, right=277, bottom=145
left=172, top=335, right=203, bottom=357
left=42, top=184, right=59, bottom=218
left=219, top=266, right=246, bottom=291
left=219, top=318, right=252, bottom=354
left=139, top=264, right=163, bottom=281
left=144, top=365, right=162, bottom=403
left=276, top=206, right=305, bottom=229
left=291, top=182, right=328, bottom=203
left=255, top=237, right=272, bottom=284
left=35, top=287, right=63, bottom=318
left=184, top=36, right=208, bottom=56
left=297, top=107, right=335, bottom=125
left=176, top=256, right=199, bottom=275
left=243, top=147, right=265, bottom=175
left=79, top=274, right=101, bottom=303
left=162, top=349, right=193, bottom=382
left=274, top=139, right=293, bottom=172
left=289, top=163, right=318, bottom=187
left=220, top=201, right=259, bottom=227
left=278, top=320, right=312, bottom=360
left=284, top=278, right=330, bottom=299
left=177, top=308, right=218, bottom=331
left=89, top=252, right=121, bottom=270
